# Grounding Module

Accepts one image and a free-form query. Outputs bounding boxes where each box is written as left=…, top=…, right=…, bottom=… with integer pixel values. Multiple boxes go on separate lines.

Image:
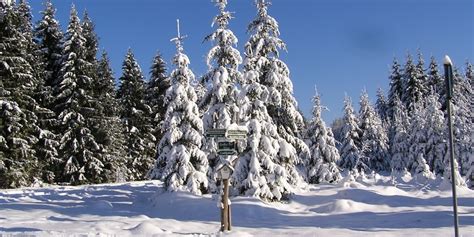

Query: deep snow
left=0, top=175, right=473, bottom=237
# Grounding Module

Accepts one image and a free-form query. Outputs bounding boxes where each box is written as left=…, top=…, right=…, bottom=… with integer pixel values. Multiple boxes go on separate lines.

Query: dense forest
left=0, top=0, right=472, bottom=200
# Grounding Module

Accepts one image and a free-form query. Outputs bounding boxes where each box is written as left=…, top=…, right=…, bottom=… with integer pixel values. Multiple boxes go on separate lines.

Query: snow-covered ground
left=0, top=175, right=473, bottom=237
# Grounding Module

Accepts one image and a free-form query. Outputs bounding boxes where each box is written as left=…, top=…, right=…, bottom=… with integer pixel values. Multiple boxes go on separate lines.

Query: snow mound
left=126, top=222, right=168, bottom=236
left=91, top=200, right=113, bottom=209
left=311, top=199, right=381, bottom=214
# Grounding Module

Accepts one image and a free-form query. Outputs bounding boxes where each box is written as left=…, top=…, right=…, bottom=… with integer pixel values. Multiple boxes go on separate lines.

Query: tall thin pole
left=444, top=55, right=459, bottom=237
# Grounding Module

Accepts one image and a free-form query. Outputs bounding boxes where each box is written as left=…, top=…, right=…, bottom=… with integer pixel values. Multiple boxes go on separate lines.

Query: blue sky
left=29, top=0, right=473, bottom=123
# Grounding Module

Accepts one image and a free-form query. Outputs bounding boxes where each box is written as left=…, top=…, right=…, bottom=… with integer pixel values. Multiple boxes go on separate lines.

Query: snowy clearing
left=0, top=176, right=473, bottom=237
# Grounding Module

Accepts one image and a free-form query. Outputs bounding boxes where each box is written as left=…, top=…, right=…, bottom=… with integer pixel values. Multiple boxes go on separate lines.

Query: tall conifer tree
left=117, top=49, right=155, bottom=181
left=149, top=21, right=208, bottom=194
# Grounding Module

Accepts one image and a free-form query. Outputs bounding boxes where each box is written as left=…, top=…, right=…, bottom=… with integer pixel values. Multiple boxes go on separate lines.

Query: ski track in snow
left=0, top=177, right=473, bottom=237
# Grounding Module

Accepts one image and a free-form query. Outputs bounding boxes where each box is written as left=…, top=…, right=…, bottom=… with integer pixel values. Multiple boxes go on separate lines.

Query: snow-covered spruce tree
left=54, top=5, right=104, bottom=184
left=402, top=53, right=425, bottom=111
left=304, top=89, right=341, bottom=184
left=148, top=22, right=208, bottom=194
left=0, top=3, right=41, bottom=187
left=427, top=56, right=443, bottom=95
left=359, top=91, right=390, bottom=172
left=330, top=117, right=345, bottom=147
left=415, top=51, right=428, bottom=99
left=232, top=63, right=293, bottom=201
left=389, top=96, right=410, bottom=172
left=465, top=62, right=474, bottom=186
left=244, top=0, right=309, bottom=187
left=406, top=101, right=432, bottom=177
left=387, top=58, right=404, bottom=119
left=338, top=95, right=364, bottom=172
left=34, top=0, right=63, bottom=93
left=81, top=11, right=98, bottom=64
left=33, top=1, right=64, bottom=183
left=405, top=101, right=425, bottom=171
left=117, top=49, right=156, bottom=181
left=375, top=88, right=389, bottom=125
left=452, top=69, right=473, bottom=177
left=146, top=52, right=170, bottom=149
left=424, top=92, right=447, bottom=175
left=94, top=51, right=128, bottom=182
left=199, top=0, right=242, bottom=191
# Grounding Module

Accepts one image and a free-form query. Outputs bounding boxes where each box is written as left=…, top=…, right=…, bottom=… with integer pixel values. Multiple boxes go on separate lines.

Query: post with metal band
left=443, top=55, right=459, bottom=237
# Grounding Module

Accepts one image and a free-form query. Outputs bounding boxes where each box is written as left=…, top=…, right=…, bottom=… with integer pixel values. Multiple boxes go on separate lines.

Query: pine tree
left=389, top=96, right=409, bottom=172
left=55, top=5, right=103, bottom=184
left=146, top=52, right=170, bottom=149
left=243, top=0, right=309, bottom=190
left=359, top=91, right=389, bottom=172
left=415, top=51, right=428, bottom=99
left=34, top=0, right=63, bottom=92
left=375, top=88, right=389, bottom=125
left=465, top=61, right=474, bottom=185
left=454, top=69, right=473, bottom=177
left=304, top=89, right=341, bottom=184
left=33, top=1, right=64, bottom=183
left=0, top=3, right=40, bottom=187
left=199, top=0, right=243, bottom=191
left=148, top=21, right=208, bottom=194
left=117, top=49, right=155, bottom=181
left=387, top=58, right=404, bottom=119
left=81, top=11, right=98, bottom=64
left=405, top=101, right=425, bottom=171
left=424, top=92, right=447, bottom=175
left=406, top=100, right=432, bottom=177
left=427, top=56, right=443, bottom=95
left=94, top=52, right=127, bottom=182
left=402, top=53, right=425, bottom=110
left=338, top=96, right=364, bottom=172
left=232, top=64, right=293, bottom=201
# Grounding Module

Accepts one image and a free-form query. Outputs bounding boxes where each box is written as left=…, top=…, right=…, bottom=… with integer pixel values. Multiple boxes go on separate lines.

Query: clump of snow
left=90, top=200, right=114, bottom=209
left=126, top=221, right=168, bottom=235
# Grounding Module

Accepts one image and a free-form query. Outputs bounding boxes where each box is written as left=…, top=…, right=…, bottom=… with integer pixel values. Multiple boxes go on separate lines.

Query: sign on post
left=226, top=130, right=247, bottom=140
left=217, top=141, right=237, bottom=156
left=206, top=129, right=227, bottom=138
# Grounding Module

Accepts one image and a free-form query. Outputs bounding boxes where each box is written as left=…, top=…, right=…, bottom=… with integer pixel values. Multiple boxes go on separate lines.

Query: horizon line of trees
left=1, top=0, right=472, bottom=200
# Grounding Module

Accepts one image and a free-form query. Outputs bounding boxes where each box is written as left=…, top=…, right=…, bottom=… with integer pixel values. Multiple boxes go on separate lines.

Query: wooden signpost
left=206, top=126, right=247, bottom=232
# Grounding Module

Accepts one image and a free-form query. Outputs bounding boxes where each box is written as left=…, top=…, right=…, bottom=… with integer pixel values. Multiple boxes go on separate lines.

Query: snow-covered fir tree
left=304, top=89, right=341, bottom=184
left=402, top=53, right=424, bottom=110
left=117, top=49, right=156, bottom=181
left=359, top=91, right=389, bottom=172
left=32, top=1, right=63, bottom=183
left=450, top=69, right=473, bottom=177
left=81, top=11, right=98, bottom=64
left=199, top=0, right=242, bottom=191
left=375, top=88, right=389, bottom=125
left=414, top=51, right=428, bottom=100
left=54, top=5, right=103, bottom=184
left=232, top=63, right=293, bottom=201
left=148, top=21, right=208, bottom=194
left=427, top=56, right=443, bottom=95
left=0, top=3, right=42, bottom=187
left=243, top=0, right=309, bottom=189
left=94, top=52, right=128, bottom=182
left=146, top=52, right=170, bottom=149
left=423, top=92, right=447, bottom=175
left=405, top=100, right=425, bottom=171
left=406, top=101, right=432, bottom=177
left=34, top=0, right=63, bottom=93
left=338, top=96, right=364, bottom=172
left=387, top=58, right=404, bottom=119
left=389, top=96, right=409, bottom=172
